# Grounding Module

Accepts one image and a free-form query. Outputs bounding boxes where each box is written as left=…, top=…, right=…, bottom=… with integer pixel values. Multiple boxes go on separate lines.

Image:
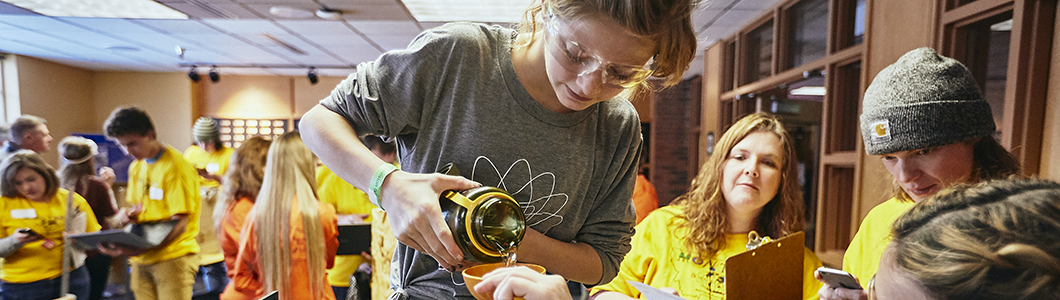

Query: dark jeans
left=191, top=261, right=228, bottom=300
left=1, top=266, right=90, bottom=300
left=85, top=254, right=112, bottom=300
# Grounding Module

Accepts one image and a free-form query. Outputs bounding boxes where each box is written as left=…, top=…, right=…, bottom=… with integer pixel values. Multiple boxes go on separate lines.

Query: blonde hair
left=672, top=113, right=803, bottom=258
left=891, top=177, right=1060, bottom=299
left=214, top=136, right=271, bottom=230
left=57, top=136, right=98, bottom=191
left=252, top=132, right=326, bottom=299
left=513, top=0, right=698, bottom=99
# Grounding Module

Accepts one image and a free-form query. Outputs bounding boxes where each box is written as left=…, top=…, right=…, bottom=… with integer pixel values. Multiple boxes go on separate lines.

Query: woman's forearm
left=517, top=229, right=603, bottom=284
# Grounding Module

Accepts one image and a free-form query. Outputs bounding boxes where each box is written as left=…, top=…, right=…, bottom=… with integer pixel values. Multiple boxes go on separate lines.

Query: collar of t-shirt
left=145, top=146, right=166, bottom=164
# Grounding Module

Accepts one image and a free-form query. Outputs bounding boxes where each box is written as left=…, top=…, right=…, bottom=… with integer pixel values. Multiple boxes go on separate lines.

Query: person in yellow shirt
left=184, top=116, right=234, bottom=299
left=0, top=150, right=102, bottom=300
left=591, top=113, right=823, bottom=300
left=817, top=48, right=1022, bottom=300
left=319, top=135, right=396, bottom=300
left=99, top=106, right=201, bottom=300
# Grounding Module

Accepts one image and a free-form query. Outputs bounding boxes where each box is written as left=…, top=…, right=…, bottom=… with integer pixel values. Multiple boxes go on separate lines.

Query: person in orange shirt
left=225, top=132, right=338, bottom=300
left=632, top=172, right=658, bottom=225
left=214, top=136, right=271, bottom=298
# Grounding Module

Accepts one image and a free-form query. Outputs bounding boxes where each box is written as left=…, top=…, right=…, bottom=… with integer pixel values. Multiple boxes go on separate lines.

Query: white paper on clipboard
left=629, top=281, right=687, bottom=300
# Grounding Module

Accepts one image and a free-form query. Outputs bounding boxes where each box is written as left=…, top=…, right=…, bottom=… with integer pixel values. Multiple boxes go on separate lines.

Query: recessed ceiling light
left=402, top=0, right=532, bottom=23
left=269, top=6, right=314, bottom=19
left=4, top=0, right=187, bottom=19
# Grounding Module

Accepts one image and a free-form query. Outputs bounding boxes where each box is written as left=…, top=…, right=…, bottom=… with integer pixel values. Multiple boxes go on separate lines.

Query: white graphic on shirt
left=469, top=156, right=569, bottom=234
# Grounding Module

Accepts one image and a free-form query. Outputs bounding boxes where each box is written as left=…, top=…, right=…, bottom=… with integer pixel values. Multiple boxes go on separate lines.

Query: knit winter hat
left=193, top=116, right=221, bottom=143
left=859, top=47, right=995, bottom=155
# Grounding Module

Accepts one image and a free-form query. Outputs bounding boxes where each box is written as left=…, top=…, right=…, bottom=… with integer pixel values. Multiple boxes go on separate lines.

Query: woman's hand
left=115, top=204, right=143, bottom=228
left=475, top=266, right=572, bottom=300
left=98, top=167, right=116, bottom=186
left=13, top=229, right=42, bottom=244
left=379, top=171, right=480, bottom=270
left=815, top=270, right=868, bottom=300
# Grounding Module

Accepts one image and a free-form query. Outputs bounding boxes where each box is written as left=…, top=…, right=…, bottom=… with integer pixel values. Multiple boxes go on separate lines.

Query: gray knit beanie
left=193, top=116, right=221, bottom=143
left=859, top=47, right=994, bottom=155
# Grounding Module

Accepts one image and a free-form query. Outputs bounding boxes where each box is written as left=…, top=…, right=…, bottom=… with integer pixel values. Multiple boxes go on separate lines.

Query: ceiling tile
left=0, top=15, right=90, bottom=32
left=173, top=33, right=258, bottom=49
left=133, top=19, right=226, bottom=34
left=347, top=20, right=422, bottom=36
left=365, top=36, right=414, bottom=52
left=276, top=20, right=356, bottom=35
left=301, top=34, right=375, bottom=48
left=201, top=19, right=288, bottom=35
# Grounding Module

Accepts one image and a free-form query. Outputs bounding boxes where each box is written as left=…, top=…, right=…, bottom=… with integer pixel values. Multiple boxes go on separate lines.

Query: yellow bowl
left=462, top=263, right=547, bottom=300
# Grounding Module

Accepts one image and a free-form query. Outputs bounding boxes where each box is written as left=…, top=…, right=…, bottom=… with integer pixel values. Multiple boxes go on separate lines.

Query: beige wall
left=94, top=72, right=193, bottom=149
left=15, top=56, right=96, bottom=166
left=201, top=75, right=346, bottom=130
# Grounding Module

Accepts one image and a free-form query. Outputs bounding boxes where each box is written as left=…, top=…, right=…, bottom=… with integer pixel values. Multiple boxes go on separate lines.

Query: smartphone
left=16, top=228, right=40, bottom=237
left=817, top=267, right=863, bottom=290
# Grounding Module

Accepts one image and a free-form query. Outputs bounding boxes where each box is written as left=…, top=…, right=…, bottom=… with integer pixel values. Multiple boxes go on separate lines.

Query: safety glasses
left=543, top=7, right=655, bottom=88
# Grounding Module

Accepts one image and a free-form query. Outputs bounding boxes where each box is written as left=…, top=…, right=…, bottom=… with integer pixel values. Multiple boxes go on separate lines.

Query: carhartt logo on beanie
left=859, top=47, right=995, bottom=155
left=194, top=116, right=221, bottom=143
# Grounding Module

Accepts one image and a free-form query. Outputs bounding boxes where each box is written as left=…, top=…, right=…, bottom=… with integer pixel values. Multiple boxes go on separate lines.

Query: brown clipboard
left=725, top=231, right=804, bottom=300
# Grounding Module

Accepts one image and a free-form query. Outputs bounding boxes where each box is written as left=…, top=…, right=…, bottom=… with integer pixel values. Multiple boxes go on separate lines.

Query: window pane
left=853, top=0, right=866, bottom=45
left=723, top=41, right=736, bottom=92
left=837, top=0, right=866, bottom=49
left=787, top=0, right=829, bottom=69
left=743, top=20, right=774, bottom=84
left=960, top=15, right=1011, bottom=139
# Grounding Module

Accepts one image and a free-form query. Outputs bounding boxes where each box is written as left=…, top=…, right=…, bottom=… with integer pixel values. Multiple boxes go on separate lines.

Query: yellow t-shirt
left=317, top=165, right=379, bottom=287
left=843, top=196, right=916, bottom=285
left=127, top=146, right=201, bottom=265
left=183, top=145, right=232, bottom=265
left=183, top=145, right=233, bottom=188
left=593, top=206, right=823, bottom=300
left=0, top=189, right=102, bottom=283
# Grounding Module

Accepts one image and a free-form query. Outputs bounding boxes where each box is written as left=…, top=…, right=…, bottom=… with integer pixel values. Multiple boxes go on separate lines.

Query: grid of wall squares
left=216, top=118, right=288, bottom=148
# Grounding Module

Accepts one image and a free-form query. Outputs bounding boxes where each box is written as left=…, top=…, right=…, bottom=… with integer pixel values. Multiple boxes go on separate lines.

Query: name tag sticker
left=10, top=209, right=36, bottom=219
left=206, top=163, right=220, bottom=174
left=149, top=187, right=164, bottom=200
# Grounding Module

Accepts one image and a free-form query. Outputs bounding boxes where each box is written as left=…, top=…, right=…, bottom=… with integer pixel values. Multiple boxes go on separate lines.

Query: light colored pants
left=130, top=254, right=198, bottom=300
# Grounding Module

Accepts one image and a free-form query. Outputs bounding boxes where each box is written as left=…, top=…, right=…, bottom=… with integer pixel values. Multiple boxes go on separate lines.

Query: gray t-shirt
left=320, top=22, right=640, bottom=299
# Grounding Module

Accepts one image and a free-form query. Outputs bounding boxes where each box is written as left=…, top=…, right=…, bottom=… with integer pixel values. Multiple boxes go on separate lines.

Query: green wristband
left=369, top=163, right=399, bottom=208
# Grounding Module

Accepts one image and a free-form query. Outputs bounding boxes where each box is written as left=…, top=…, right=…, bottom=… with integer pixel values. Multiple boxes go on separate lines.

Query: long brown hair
left=252, top=132, right=326, bottom=299
left=214, top=136, right=271, bottom=229
left=891, top=177, right=1060, bottom=299
left=513, top=0, right=698, bottom=99
left=0, top=150, right=60, bottom=200
left=672, top=113, right=803, bottom=258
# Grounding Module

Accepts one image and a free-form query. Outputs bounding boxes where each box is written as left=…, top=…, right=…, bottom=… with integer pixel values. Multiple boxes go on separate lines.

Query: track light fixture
left=188, top=66, right=201, bottom=82
left=208, top=65, right=220, bottom=82
left=307, top=67, right=319, bottom=85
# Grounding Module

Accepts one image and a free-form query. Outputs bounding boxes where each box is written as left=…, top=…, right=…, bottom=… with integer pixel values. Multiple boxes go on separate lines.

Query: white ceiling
left=0, top=0, right=782, bottom=78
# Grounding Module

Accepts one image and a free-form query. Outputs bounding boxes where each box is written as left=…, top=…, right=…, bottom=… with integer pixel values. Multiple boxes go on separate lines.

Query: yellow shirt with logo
left=317, top=165, right=380, bottom=287
left=592, top=205, right=823, bottom=300
left=127, top=146, right=201, bottom=265
left=183, top=145, right=233, bottom=188
left=843, top=196, right=916, bottom=285
left=0, top=189, right=101, bottom=283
